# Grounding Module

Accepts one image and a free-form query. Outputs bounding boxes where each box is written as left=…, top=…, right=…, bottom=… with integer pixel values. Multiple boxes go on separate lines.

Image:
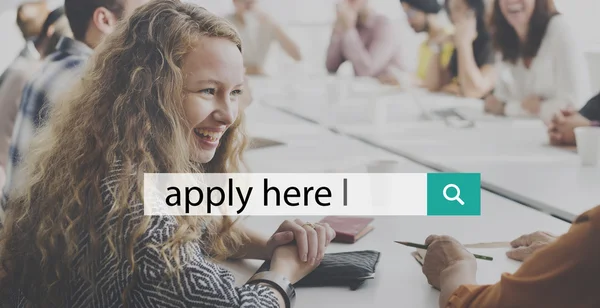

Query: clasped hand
left=266, top=219, right=336, bottom=265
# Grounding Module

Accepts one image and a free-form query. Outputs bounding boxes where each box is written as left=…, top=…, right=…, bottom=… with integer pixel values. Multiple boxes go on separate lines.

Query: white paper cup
left=575, top=127, right=600, bottom=166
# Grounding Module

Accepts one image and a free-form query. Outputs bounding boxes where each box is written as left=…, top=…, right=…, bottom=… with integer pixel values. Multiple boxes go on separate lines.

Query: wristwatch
left=247, top=271, right=296, bottom=308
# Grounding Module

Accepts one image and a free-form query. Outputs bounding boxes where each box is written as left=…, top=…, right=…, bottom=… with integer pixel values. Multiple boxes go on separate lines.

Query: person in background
left=425, top=0, right=496, bottom=98
left=0, top=2, right=335, bottom=306
left=483, top=0, right=591, bottom=122
left=1, top=0, right=150, bottom=213
left=401, top=0, right=454, bottom=87
left=226, top=0, right=302, bottom=75
left=547, top=92, right=600, bottom=145
left=326, top=0, right=408, bottom=86
left=0, top=1, right=49, bottom=88
left=0, top=7, right=72, bottom=201
left=16, top=1, right=49, bottom=40
left=420, top=205, right=600, bottom=307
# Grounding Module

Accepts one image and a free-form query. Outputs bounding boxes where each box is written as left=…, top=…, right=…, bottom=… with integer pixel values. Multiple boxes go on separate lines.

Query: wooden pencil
left=395, top=241, right=494, bottom=261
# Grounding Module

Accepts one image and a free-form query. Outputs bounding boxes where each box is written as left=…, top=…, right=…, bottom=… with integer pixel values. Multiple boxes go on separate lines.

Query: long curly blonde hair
left=0, top=1, right=248, bottom=306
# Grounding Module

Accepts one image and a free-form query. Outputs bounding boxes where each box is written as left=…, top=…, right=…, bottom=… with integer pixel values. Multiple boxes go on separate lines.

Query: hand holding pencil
left=412, top=235, right=479, bottom=290
left=395, top=241, right=494, bottom=261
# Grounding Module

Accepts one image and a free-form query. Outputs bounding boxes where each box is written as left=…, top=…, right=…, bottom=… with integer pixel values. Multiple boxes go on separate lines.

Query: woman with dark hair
left=424, top=0, right=496, bottom=98
left=484, top=0, right=591, bottom=122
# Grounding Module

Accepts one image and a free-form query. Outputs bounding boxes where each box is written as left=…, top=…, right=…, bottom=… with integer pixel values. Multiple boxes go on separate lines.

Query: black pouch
left=252, top=250, right=381, bottom=290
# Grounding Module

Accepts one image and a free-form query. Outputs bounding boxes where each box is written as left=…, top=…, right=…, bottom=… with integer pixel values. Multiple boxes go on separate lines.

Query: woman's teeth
left=507, top=3, right=523, bottom=13
left=194, top=128, right=224, bottom=142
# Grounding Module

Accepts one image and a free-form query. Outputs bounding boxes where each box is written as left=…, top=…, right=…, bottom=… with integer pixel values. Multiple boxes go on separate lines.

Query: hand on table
left=521, top=95, right=543, bottom=114
left=266, top=219, right=336, bottom=265
left=547, top=109, right=591, bottom=146
left=441, top=82, right=461, bottom=96
left=377, top=72, right=400, bottom=86
left=422, top=235, right=477, bottom=290
left=506, top=231, right=557, bottom=261
left=484, top=95, right=505, bottom=115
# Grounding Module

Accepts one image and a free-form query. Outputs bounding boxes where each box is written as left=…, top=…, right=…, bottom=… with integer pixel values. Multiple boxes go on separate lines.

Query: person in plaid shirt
left=1, top=0, right=150, bottom=219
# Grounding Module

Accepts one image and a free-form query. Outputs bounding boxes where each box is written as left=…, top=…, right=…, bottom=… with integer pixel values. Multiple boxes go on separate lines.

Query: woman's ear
left=92, top=7, right=120, bottom=36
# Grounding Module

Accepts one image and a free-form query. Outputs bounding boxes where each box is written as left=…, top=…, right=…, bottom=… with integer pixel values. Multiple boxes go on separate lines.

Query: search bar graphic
left=143, top=173, right=481, bottom=216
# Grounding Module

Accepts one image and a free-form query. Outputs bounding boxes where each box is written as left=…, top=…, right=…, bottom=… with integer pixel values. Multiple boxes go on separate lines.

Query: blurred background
left=1, top=0, right=599, bottom=89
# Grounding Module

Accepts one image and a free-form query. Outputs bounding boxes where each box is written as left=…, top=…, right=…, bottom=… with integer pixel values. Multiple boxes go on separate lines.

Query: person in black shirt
left=548, top=92, right=600, bottom=145
left=424, top=0, right=496, bottom=98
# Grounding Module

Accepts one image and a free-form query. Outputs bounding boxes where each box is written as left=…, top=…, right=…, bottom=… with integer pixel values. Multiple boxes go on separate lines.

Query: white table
left=236, top=93, right=572, bottom=307
left=245, top=103, right=427, bottom=173
left=444, top=162, right=600, bottom=221
left=340, top=120, right=597, bottom=221
left=223, top=191, right=570, bottom=308
left=250, top=79, right=594, bottom=221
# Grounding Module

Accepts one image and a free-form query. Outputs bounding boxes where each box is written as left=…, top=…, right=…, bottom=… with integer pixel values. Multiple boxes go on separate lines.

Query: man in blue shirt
left=2, top=0, right=150, bottom=214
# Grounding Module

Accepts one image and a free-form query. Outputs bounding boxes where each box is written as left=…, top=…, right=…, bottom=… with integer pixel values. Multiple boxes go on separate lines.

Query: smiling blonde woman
left=0, top=1, right=333, bottom=307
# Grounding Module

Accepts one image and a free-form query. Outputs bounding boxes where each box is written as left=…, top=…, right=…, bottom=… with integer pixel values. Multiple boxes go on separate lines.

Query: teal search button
left=426, top=173, right=481, bottom=216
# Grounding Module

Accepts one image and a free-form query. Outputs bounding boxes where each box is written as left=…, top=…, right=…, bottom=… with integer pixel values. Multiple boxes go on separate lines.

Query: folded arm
left=138, top=217, right=282, bottom=308
left=325, top=26, right=346, bottom=73
left=454, top=42, right=495, bottom=98
left=273, top=23, right=302, bottom=61
left=340, top=18, right=397, bottom=77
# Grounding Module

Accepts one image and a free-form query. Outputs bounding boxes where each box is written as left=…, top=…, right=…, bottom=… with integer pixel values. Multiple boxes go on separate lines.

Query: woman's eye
left=231, top=89, right=243, bottom=96
left=199, top=88, right=216, bottom=95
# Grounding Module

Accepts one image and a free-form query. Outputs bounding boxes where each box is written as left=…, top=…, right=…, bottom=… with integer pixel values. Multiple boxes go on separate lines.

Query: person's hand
left=548, top=109, right=591, bottom=145
left=422, top=235, right=476, bottom=290
left=453, top=11, right=477, bottom=47
left=377, top=72, right=400, bottom=86
left=336, top=2, right=358, bottom=30
left=506, top=231, right=557, bottom=261
left=521, top=95, right=542, bottom=114
left=441, top=82, right=461, bottom=96
left=265, top=219, right=336, bottom=265
left=270, top=245, right=321, bottom=283
left=484, top=95, right=505, bottom=115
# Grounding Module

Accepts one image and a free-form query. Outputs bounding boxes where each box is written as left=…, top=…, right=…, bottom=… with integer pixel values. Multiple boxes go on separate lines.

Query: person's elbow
left=462, top=87, right=489, bottom=99
left=325, top=59, right=340, bottom=73
left=291, top=48, right=302, bottom=62
left=353, top=64, right=379, bottom=78
left=461, top=80, right=495, bottom=98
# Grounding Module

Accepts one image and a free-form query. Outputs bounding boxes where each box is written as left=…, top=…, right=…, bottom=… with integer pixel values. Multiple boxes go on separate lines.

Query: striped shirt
left=1, top=37, right=92, bottom=215
left=10, top=164, right=280, bottom=307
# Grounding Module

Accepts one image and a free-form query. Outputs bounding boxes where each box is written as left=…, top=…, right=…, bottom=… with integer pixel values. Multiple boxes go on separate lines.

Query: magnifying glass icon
left=443, top=184, right=464, bottom=205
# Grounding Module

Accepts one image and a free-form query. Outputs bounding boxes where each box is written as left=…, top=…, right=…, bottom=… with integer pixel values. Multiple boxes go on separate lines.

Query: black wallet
left=252, top=250, right=381, bottom=290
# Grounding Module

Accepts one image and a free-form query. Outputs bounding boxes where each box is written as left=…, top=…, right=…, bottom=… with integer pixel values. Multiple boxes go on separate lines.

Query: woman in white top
left=484, top=0, right=591, bottom=122
left=226, top=0, right=302, bottom=75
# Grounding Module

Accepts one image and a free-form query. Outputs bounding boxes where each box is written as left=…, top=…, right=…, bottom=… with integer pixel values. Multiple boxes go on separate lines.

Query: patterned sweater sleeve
left=132, top=216, right=280, bottom=308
